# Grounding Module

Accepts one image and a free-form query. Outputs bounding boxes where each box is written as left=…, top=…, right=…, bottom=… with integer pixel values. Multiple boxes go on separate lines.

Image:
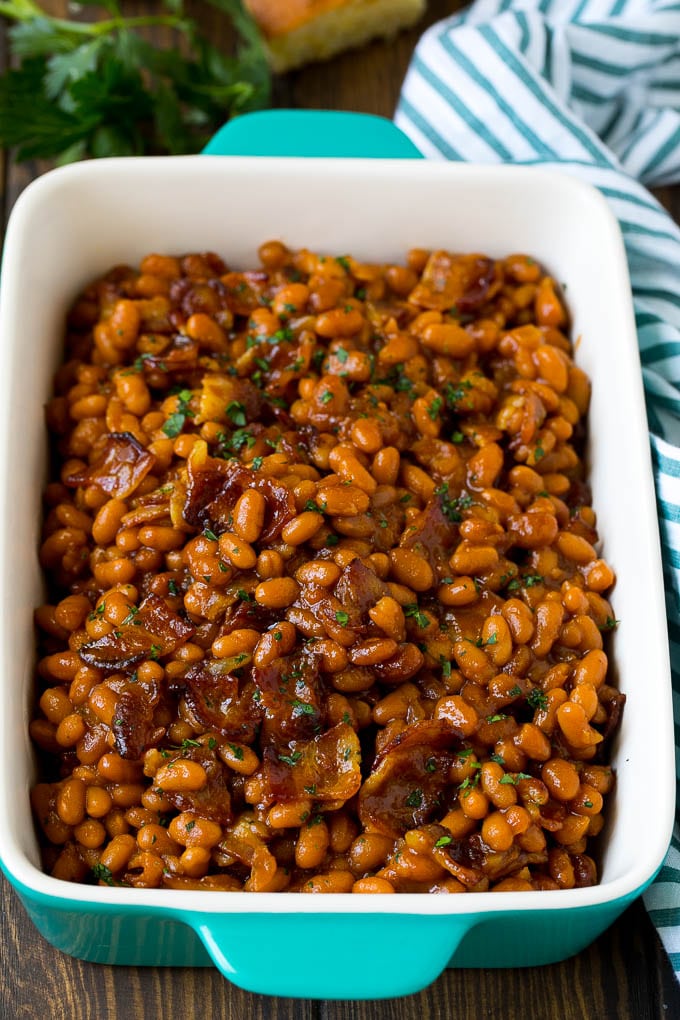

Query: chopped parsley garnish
left=291, top=700, right=316, bottom=716
left=203, top=528, right=219, bottom=542
left=226, top=401, right=247, bottom=427
left=167, top=580, right=179, bottom=596
left=405, top=789, right=423, bottom=808
left=162, top=389, right=194, bottom=438
left=92, top=863, right=115, bottom=886
left=320, top=390, right=333, bottom=405
left=499, top=772, right=532, bottom=786
left=228, top=743, right=244, bottom=761
left=434, top=835, right=452, bottom=848
left=444, top=379, right=473, bottom=409
left=459, top=773, right=481, bottom=796
left=507, top=574, right=544, bottom=591
left=335, top=610, right=350, bottom=627
left=224, top=428, right=256, bottom=454
left=527, top=688, right=549, bottom=710
left=269, top=327, right=294, bottom=345
left=336, top=256, right=351, bottom=272
left=278, top=750, right=303, bottom=766
left=335, top=347, right=349, bottom=364
left=404, top=603, right=429, bottom=628
left=434, top=484, right=474, bottom=523
left=427, top=396, right=443, bottom=421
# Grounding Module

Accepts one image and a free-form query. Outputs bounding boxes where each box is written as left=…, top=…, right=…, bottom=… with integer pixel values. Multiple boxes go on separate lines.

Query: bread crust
left=244, top=0, right=426, bottom=71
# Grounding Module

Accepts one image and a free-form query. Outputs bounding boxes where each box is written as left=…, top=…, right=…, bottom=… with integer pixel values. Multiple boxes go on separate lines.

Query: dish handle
left=184, top=909, right=470, bottom=999
left=202, top=109, right=423, bottom=159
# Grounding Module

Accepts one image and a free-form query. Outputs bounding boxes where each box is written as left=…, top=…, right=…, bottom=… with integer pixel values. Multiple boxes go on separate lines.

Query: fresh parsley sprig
left=0, top=0, right=271, bottom=162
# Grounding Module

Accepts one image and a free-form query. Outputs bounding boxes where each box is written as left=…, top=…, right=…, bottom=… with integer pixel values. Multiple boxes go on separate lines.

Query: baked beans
left=31, top=242, right=622, bottom=893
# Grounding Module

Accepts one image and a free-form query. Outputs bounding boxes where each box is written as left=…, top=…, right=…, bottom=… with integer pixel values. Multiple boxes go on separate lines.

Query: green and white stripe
left=396, top=0, right=680, bottom=974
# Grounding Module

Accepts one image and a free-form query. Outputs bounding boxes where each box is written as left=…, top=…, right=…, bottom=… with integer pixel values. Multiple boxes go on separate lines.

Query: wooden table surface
left=2, top=1, right=680, bottom=1017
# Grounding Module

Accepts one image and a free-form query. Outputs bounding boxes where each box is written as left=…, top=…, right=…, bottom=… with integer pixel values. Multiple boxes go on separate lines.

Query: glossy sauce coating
left=31, top=242, right=621, bottom=893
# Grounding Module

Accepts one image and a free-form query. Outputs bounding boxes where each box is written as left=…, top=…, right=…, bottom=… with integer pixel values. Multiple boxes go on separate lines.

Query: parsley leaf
left=0, top=0, right=271, bottom=163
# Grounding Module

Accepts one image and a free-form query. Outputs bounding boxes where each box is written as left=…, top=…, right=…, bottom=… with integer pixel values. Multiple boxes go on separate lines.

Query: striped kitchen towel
left=396, top=0, right=680, bottom=975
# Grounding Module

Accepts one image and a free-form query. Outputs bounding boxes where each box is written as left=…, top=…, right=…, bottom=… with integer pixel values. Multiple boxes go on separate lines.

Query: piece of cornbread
left=245, top=0, right=427, bottom=72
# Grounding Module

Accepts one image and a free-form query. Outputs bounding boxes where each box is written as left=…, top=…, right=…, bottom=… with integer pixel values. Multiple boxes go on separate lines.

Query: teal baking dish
left=0, top=112, right=673, bottom=1000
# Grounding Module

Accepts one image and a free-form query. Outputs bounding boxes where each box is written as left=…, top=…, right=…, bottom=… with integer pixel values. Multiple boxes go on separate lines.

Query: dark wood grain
left=2, top=1, right=680, bottom=1016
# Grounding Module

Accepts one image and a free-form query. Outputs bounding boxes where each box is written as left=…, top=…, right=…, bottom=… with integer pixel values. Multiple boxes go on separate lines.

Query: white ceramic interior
left=0, top=157, right=673, bottom=917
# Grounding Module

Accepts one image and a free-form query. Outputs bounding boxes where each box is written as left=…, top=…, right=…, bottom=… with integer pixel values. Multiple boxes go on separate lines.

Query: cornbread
left=245, top=0, right=427, bottom=72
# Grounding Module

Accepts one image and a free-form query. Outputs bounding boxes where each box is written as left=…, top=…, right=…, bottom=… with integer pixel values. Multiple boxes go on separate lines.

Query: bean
left=155, top=760, right=208, bottom=792
left=315, top=308, right=363, bottom=338
left=99, top=834, right=137, bottom=874
left=328, top=447, right=377, bottom=494
left=295, top=819, right=331, bottom=870
left=481, top=811, right=514, bottom=852
left=295, top=560, right=342, bottom=586
left=556, top=702, right=603, bottom=749
left=320, top=485, right=370, bottom=517
left=389, top=549, right=434, bottom=592
left=350, top=638, right=399, bottom=666
left=301, top=872, right=355, bottom=893
left=56, top=778, right=87, bottom=826
left=137, top=525, right=185, bottom=551
left=211, top=629, right=259, bottom=659
left=218, top=532, right=257, bottom=570
left=371, top=447, right=400, bottom=486
left=168, top=813, right=223, bottom=848
left=268, top=799, right=312, bottom=829
left=556, top=531, right=597, bottom=564
left=368, top=596, right=406, bottom=642
left=541, top=758, right=580, bottom=801
left=433, top=695, right=479, bottom=736
left=218, top=742, right=260, bottom=776
left=254, top=577, right=300, bottom=609
left=253, top=621, right=297, bottom=667
left=281, top=511, right=325, bottom=546
left=232, top=490, right=266, bottom=543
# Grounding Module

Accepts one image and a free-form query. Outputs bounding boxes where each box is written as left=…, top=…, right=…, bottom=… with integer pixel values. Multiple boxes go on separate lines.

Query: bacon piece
left=183, top=450, right=296, bottom=540
left=253, top=651, right=324, bottom=746
left=64, top=432, right=155, bottom=499
left=180, top=659, right=262, bottom=744
left=159, top=748, right=233, bottom=824
left=401, top=497, right=459, bottom=579
left=141, top=334, right=199, bottom=375
left=79, top=593, right=194, bottom=669
left=359, top=744, right=455, bottom=839
left=111, top=689, right=154, bottom=761
left=359, top=720, right=467, bottom=838
left=196, top=375, right=263, bottom=426
left=332, top=558, right=391, bottom=629
left=263, top=723, right=361, bottom=804
left=409, top=252, right=499, bottom=313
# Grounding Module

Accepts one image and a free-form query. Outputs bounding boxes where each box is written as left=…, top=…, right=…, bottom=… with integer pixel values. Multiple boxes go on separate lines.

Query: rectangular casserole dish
left=0, top=134, right=674, bottom=1000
